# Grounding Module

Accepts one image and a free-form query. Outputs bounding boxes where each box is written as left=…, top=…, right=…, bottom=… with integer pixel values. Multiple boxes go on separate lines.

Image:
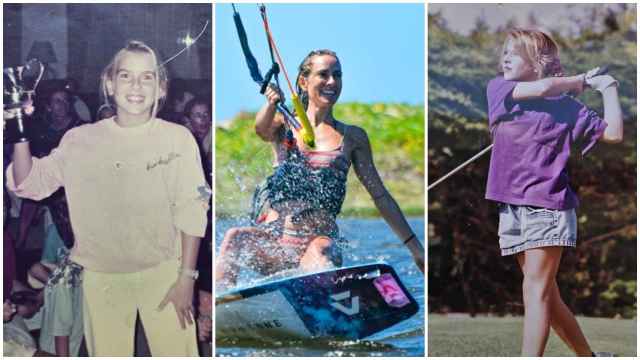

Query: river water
left=215, top=217, right=425, bottom=357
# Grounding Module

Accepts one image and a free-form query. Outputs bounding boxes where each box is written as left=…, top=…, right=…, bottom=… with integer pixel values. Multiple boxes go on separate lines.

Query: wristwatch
left=178, top=267, right=199, bottom=280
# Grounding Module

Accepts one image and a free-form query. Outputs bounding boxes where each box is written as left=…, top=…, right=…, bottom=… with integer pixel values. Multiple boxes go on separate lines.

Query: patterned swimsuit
left=250, top=127, right=350, bottom=264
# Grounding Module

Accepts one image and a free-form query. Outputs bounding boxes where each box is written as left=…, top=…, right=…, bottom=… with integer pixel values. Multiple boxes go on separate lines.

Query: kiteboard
left=215, top=262, right=419, bottom=342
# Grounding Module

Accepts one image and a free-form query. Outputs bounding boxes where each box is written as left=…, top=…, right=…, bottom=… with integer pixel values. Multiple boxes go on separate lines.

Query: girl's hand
left=4, top=300, right=17, bottom=322
left=584, top=67, right=603, bottom=80
left=586, top=74, right=618, bottom=93
left=158, top=277, right=195, bottom=329
left=23, top=99, right=35, bottom=116
left=265, top=84, right=283, bottom=106
left=4, top=108, right=20, bottom=120
left=3, top=99, right=34, bottom=119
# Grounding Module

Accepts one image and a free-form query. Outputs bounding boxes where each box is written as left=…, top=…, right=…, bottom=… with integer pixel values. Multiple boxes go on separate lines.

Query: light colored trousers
left=82, top=259, right=198, bottom=356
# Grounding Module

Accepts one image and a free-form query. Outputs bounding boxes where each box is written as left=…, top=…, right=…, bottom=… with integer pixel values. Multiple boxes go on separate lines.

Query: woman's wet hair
left=295, top=49, right=339, bottom=110
left=500, top=28, right=563, bottom=78
left=99, top=40, right=169, bottom=118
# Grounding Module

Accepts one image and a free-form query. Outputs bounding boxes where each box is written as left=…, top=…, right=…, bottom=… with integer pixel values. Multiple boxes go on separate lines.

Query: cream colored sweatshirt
left=6, top=117, right=210, bottom=273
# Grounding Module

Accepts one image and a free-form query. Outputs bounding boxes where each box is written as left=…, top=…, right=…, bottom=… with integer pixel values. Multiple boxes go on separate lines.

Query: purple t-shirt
left=485, top=76, right=607, bottom=210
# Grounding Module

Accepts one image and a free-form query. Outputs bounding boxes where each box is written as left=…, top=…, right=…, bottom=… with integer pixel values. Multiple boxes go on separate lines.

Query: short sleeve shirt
left=485, top=76, right=607, bottom=210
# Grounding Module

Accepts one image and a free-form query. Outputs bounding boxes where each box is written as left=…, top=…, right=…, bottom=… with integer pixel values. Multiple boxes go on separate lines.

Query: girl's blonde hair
left=100, top=40, right=168, bottom=119
left=501, top=28, right=564, bottom=78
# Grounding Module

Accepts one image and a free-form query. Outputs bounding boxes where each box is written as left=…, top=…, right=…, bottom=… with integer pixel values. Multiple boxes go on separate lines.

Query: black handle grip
left=260, top=63, right=280, bottom=95
left=593, top=65, right=609, bottom=77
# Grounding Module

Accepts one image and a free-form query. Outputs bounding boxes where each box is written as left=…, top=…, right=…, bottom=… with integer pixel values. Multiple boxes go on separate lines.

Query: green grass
left=428, top=314, right=636, bottom=357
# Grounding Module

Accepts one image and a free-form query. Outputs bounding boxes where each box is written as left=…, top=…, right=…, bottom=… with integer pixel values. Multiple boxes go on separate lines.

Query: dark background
left=3, top=3, right=212, bottom=121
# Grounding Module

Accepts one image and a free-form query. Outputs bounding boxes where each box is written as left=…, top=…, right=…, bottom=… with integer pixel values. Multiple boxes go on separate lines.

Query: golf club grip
left=594, top=65, right=609, bottom=76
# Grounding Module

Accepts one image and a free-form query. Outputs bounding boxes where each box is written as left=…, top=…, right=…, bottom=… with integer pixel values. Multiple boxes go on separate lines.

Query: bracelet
left=178, top=267, right=199, bottom=280
left=403, top=234, right=417, bottom=245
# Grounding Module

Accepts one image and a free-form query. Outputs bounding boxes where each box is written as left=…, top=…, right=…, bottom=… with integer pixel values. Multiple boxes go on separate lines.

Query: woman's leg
left=215, top=227, right=250, bottom=289
left=516, top=252, right=593, bottom=356
left=518, top=247, right=563, bottom=356
left=215, top=226, right=290, bottom=289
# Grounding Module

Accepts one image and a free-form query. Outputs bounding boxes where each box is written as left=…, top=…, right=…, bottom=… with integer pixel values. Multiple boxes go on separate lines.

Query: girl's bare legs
left=215, top=227, right=246, bottom=289
left=517, top=247, right=562, bottom=356
left=217, top=216, right=339, bottom=290
left=549, top=282, right=593, bottom=356
left=516, top=248, right=592, bottom=356
left=215, top=227, right=285, bottom=290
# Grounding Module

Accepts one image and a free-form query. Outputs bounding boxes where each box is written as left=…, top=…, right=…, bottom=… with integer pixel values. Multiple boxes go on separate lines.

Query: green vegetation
left=428, top=6, right=636, bottom=318
left=429, top=315, right=636, bottom=357
left=215, top=102, right=424, bottom=218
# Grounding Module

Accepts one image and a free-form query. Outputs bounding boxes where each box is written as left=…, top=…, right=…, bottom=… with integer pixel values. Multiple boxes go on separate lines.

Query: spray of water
left=219, top=143, right=354, bottom=287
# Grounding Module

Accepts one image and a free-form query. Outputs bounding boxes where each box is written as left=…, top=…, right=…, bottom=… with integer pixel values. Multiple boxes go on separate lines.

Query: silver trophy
left=3, top=59, right=44, bottom=143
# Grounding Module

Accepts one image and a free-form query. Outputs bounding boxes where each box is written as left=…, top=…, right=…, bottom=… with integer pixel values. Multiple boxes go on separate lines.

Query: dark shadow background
left=4, top=3, right=211, bottom=122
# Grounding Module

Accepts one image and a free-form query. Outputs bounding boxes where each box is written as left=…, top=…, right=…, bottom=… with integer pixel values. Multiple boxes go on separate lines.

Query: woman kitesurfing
left=215, top=6, right=424, bottom=290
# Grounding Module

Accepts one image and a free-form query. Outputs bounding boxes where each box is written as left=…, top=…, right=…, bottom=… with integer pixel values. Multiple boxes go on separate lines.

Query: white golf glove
left=585, top=74, right=618, bottom=93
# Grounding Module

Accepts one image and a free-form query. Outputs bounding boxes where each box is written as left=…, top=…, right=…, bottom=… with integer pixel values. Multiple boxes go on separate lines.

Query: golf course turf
left=429, top=314, right=636, bottom=357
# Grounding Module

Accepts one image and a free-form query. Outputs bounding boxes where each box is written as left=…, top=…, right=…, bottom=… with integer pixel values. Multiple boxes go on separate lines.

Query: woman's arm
left=158, top=232, right=201, bottom=329
left=255, top=85, right=285, bottom=142
left=5, top=106, right=66, bottom=200
left=12, top=143, right=33, bottom=186
left=600, top=86, right=623, bottom=142
left=587, top=75, right=623, bottom=143
left=4, top=105, right=35, bottom=184
left=512, top=75, right=584, bottom=101
left=351, top=126, right=425, bottom=273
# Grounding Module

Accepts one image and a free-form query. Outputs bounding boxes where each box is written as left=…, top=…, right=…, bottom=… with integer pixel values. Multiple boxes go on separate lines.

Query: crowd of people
left=3, top=41, right=212, bottom=356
